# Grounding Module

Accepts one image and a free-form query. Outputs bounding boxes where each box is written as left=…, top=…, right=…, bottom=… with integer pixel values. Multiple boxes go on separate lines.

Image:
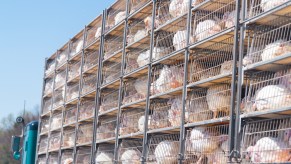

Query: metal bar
left=90, top=10, right=106, bottom=164
left=34, top=57, right=49, bottom=164
left=114, top=0, right=130, bottom=163
left=141, top=0, right=156, bottom=163
left=228, top=0, right=241, bottom=162
left=178, top=0, right=193, bottom=163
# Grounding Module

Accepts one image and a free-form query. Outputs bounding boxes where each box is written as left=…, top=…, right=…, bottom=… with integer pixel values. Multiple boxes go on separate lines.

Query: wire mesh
left=118, top=139, right=143, bottom=163
left=95, top=144, right=115, bottom=164
left=243, top=14, right=291, bottom=66
left=241, top=117, right=291, bottom=163
left=63, top=106, right=77, bottom=126
left=246, top=0, right=290, bottom=20
left=69, top=37, right=84, bottom=59
left=61, top=150, right=74, bottom=164
left=119, top=108, right=144, bottom=135
left=45, top=59, right=55, bottom=76
left=55, top=70, right=67, bottom=89
left=38, top=136, right=48, bottom=154
left=86, top=17, right=103, bottom=46
left=129, top=0, right=150, bottom=14
left=147, top=133, right=180, bottom=163
left=40, top=117, right=50, bottom=134
left=191, top=0, right=236, bottom=43
left=77, top=123, right=93, bottom=145
left=102, top=61, right=121, bottom=85
left=68, top=61, right=81, bottom=81
left=242, top=67, right=291, bottom=114
left=123, top=76, right=148, bottom=105
left=44, top=78, right=54, bottom=96
left=76, top=147, right=91, bottom=164
left=151, top=63, right=184, bottom=95
left=48, top=153, right=58, bottom=164
left=105, top=0, right=127, bottom=33
left=83, top=49, right=100, bottom=72
left=82, top=74, right=97, bottom=95
left=62, top=128, right=75, bottom=148
left=48, top=132, right=61, bottom=151
left=104, top=34, right=124, bottom=60
left=53, top=87, right=65, bottom=109
left=184, top=125, right=229, bottom=164
left=96, top=117, right=117, bottom=141
left=50, top=112, right=62, bottom=131
left=66, top=82, right=79, bottom=102
left=57, top=48, right=69, bottom=68
left=189, top=37, right=234, bottom=83
left=100, top=89, right=119, bottom=114
left=78, top=99, right=95, bottom=121
left=42, top=97, right=52, bottom=114
left=37, top=155, right=46, bottom=164
left=149, top=96, right=183, bottom=130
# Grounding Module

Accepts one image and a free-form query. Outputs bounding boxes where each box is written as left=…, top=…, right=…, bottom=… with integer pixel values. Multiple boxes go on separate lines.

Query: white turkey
left=45, top=62, right=55, bottom=75
left=154, top=140, right=179, bottom=164
left=220, top=60, right=233, bottom=75
left=63, top=158, right=73, bottom=164
left=206, top=84, right=231, bottom=118
left=186, top=93, right=211, bottom=123
left=194, top=19, right=222, bottom=41
left=121, top=149, right=141, bottom=164
left=76, top=40, right=83, bottom=54
left=261, top=39, right=291, bottom=61
left=63, top=135, right=74, bottom=147
left=115, top=11, right=126, bottom=25
left=260, top=0, right=289, bottom=12
left=134, top=76, right=148, bottom=98
left=95, top=152, right=114, bottom=164
left=192, top=0, right=204, bottom=7
left=246, top=137, right=291, bottom=163
left=169, top=0, right=190, bottom=18
left=222, top=10, right=236, bottom=29
left=134, top=29, right=147, bottom=42
left=137, top=47, right=166, bottom=67
left=274, top=68, right=291, bottom=91
left=95, top=27, right=102, bottom=39
left=173, top=30, right=187, bottom=51
left=243, top=47, right=262, bottom=66
left=168, top=97, right=182, bottom=126
left=55, top=73, right=65, bottom=87
left=253, top=85, right=291, bottom=111
left=44, top=81, right=53, bottom=94
left=138, top=115, right=145, bottom=132
left=50, top=116, right=61, bottom=130
left=144, top=16, right=160, bottom=33
left=57, top=52, right=67, bottom=65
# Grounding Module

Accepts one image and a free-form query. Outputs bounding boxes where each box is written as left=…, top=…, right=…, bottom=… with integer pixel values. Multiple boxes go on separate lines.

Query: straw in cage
left=119, top=139, right=143, bottom=164
left=242, top=117, right=291, bottom=163
left=78, top=100, right=95, bottom=121
left=77, top=124, right=93, bottom=144
left=185, top=125, right=229, bottom=164
left=119, top=108, right=144, bottom=135
left=61, top=151, right=73, bottom=164
left=96, top=118, right=116, bottom=140
left=242, top=68, right=291, bottom=114
left=95, top=144, right=115, bottom=164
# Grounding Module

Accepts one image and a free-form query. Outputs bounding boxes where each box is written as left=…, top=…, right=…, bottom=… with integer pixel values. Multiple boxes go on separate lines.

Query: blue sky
left=0, top=1, right=115, bottom=120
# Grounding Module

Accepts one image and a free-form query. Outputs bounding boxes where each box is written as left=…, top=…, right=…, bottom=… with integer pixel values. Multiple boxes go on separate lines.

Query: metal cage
left=48, top=153, right=58, bottom=164
left=76, top=147, right=91, bottom=164
left=38, top=135, right=48, bottom=154
left=63, top=106, right=77, bottom=126
left=184, top=124, right=229, bottom=164
left=83, top=49, right=100, bottom=73
left=147, top=133, right=180, bottom=163
left=123, top=76, right=148, bottom=105
left=119, top=108, right=144, bottom=136
left=78, top=99, right=95, bottom=121
left=62, top=127, right=75, bottom=149
left=95, top=144, right=115, bottom=163
left=102, top=61, right=122, bottom=85
left=118, top=139, right=143, bottom=163
left=82, top=73, right=97, bottom=95
left=68, top=61, right=81, bottom=82
left=124, top=44, right=150, bottom=74
left=104, top=34, right=124, bottom=60
left=241, top=117, right=291, bottom=163
left=40, top=116, right=50, bottom=134
left=55, top=69, right=67, bottom=89
left=44, top=78, right=54, bottom=96
left=48, top=131, right=61, bottom=152
left=100, top=89, right=120, bottom=114
left=61, top=150, right=74, bottom=164
left=151, top=63, right=184, bottom=95
left=45, top=59, right=55, bottom=77
left=242, top=67, right=291, bottom=114
left=69, top=37, right=84, bottom=59
left=96, top=117, right=117, bottom=141
left=86, top=16, right=103, bottom=47
left=105, top=0, right=127, bottom=33
left=66, top=82, right=80, bottom=102
left=37, top=155, right=46, bottom=164
left=129, top=0, right=150, bottom=14
left=77, top=123, right=94, bottom=145
left=191, top=0, right=236, bottom=43
left=42, top=97, right=52, bottom=115
left=50, top=112, right=62, bottom=131
left=57, top=46, right=69, bottom=68
left=52, top=87, right=65, bottom=109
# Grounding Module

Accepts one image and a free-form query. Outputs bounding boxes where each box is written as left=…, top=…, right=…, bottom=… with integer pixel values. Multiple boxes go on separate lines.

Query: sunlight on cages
left=95, top=144, right=115, bottom=163
left=83, top=50, right=100, bottom=72
left=48, top=132, right=61, bottom=151
left=100, top=89, right=119, bottom=114
left=123, top=76, right=148, bottom=105
left=62, top=128, right=75, bottom=148
left=66, top=82, right=79, bottom=102
left=119, top=108, right=144, bottom=135
left=77, top=123, right=93, bottom=145
left=76, top=147, right=91, bottom=164
left=105, top=0, right=127, bottom=32
left=82, top=74, right=97, bottom=95
left=53, top=87, right=65, bottom=109
left=102, top=61, right=121, bottom=85
left=79, top=99, right=95, bottom=121
left=50, top=112, right=62, bottom=130
left=96, top=117, right=116, bottom=141
left=63, top=106, right=77, bottom=126
left=118, top=139, right=143, bottom=163
left=68, top=61, right=81, bottom=81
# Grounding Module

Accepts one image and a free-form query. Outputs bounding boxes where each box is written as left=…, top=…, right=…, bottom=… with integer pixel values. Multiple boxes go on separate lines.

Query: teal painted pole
left=21, top=121, right=38, bottom=164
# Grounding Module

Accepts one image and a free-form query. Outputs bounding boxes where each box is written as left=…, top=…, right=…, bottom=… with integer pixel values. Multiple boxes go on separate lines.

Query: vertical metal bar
left=90, top=10, right=106, bottom=164
left=114, top=0, right=130, bottom=163
left=228, top=0, right=241, bottom=162
left=34, top=57, right=49, bottom=164
left=141, top=0, right=156, bottom=163
left=178, top=0, right=192, bottom=163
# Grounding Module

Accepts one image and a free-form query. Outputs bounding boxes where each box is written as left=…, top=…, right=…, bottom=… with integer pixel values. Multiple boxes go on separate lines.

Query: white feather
left=138, top=116, right=145, bottom=132
left=115, top=11, right=126, bottom=25
left=76, top=40, right=83, bottom=53
left=195, top=19, right=222, bottom=41
left=220, top=60, right=233, bottom=75
left=173, top=30, right=187, bottom=51
left=260, top=0, right=288, bottom=12
left=134, top=76, right=148, bottom=97
left=223, top=10, right=236, bottom=29
left=63, top=158, right=73, bottom=164
left=57, top=52, right=67, bottom=65
left=134, top=29, right=147, bottom=42
left=186, top=93, right=210, bottom=123
left=95, top=152, right=114, bottom=163
left=206, top=84, right=231, bottom=115
left=169, top=0, right=190, bottom=18
left=261, top=39, right=291, bottom=61
left=95, top=27, right=102, bottom=38
left=121, top=149, right=141, bottom=164
left=154, top=141, right=179, bottom=164
left=168, top=97, right=182, bottom=126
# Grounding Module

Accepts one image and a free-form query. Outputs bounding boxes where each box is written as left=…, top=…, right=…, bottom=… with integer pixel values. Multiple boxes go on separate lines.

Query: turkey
left=55, top=73, right=65, bottom=87
left=144, top=16, right=159, bottom=33
left=168, top=97, right=182, bottom=126
left=189, top=60, right=206, bottom=82
left=173, top=30, right=187, bottom=51
left=154, top=141, right=179, bottom=164
left=186, top=93, right=211, bottom=123
left=220, top=60, right=233, bottom=75
left=253, top=85, right=291, bottom=111
left=45, top=62, right=55, bottom=75
left=260, top=0, right=289, bottom=12
left=63, top=158, right=73, bottom=164
left=44, top=81, right=53, bottom=94
left=95, top=152, right=114, bottom=164
left=137, top=47, right=166, bottom=67
left=115, top=11, right=126, bottom=25
left=222, top=10, right=236, bottom=29
left=192, top=0, right=204, bottom=7
left=220, top=137, right=229, bottom=152
left=50, top=116, right=61, bottom=130
left=243, top=47, right=262, bottom=66
left=194, top=19, right=222, bottom=41
left=57, top=52, right=67, bottom=65
left=261, top=39, right=291, bottom=61
left=76, top=40, right=83, bottom=54
left=206, top=84, right=231, bottom=118
left=246, top=137, right=291, bottom=163
left=134, top=76, right=148, bottom=98
left=121, top=149, right=141, bottom=164
left=95, top=27, right=102, bottom=39
left=169, top=0, right=190, bottom=18
left=138, top=115, right=145, bottom=132
left=133, top=29, right=147, bottom=42
left=274, top=68, right=291, bottom=91
left=207, top=147, right=228, bottom=164
left=150, top=104, right=170, bottom=129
